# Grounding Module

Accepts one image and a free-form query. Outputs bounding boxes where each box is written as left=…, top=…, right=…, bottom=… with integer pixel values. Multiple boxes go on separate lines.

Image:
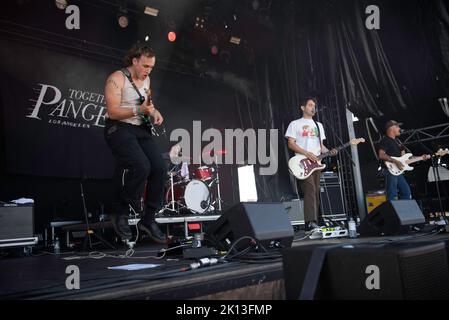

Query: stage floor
left=1, top=231, right=449, bottom=300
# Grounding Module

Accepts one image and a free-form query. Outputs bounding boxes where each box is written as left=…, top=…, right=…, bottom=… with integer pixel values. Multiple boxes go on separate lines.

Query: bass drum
left=184, top=179, right=211, bottom=214
left=165, top=179, right=211, bottom=214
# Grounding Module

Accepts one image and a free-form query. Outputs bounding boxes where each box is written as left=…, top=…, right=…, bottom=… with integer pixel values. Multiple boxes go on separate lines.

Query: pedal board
left=309, top=227, right=348, bottom=240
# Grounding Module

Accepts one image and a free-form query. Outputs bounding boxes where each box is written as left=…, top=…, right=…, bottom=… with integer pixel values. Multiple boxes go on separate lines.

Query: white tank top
left=118, top=72, right=150, bottom=126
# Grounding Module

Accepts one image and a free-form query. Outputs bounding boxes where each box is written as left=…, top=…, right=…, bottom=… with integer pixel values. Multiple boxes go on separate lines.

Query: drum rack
left=155, top=214, right=221, bottom=238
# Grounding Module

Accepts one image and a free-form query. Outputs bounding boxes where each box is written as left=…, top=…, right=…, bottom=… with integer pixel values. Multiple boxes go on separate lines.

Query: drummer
left=162, top=144, right=190, bottom=182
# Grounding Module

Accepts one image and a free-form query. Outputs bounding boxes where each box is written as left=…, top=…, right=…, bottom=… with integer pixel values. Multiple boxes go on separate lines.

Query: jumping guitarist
left=104, top=43, right=166, bottom=243
left=378, top=120, right=429, bottom=201
left=285, top=97, right=338, bottom=230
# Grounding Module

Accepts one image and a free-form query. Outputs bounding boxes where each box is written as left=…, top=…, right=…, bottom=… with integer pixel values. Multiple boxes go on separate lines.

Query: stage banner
left=0, top=39, right=116, bottom=178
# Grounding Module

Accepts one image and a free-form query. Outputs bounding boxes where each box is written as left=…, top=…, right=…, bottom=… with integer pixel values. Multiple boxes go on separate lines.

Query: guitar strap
left=313, top=119, right=322, bottom=146
left=120, top=68, right=147, bottom=105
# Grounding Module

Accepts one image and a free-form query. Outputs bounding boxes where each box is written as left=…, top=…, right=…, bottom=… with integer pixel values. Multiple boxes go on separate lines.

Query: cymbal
left=169, top=155, right=192, bottom=162
left=202, top=149, right=227, bottom=155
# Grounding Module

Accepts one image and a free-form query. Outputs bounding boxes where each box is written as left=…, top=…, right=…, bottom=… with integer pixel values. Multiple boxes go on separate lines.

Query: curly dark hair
left=301, top=97, right=317, bottom=107
left=123, top=42, right=156, bottom=66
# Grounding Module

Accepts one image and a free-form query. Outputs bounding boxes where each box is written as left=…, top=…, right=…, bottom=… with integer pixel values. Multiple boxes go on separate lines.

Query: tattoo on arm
left=107, top=79, right=119, bottom=90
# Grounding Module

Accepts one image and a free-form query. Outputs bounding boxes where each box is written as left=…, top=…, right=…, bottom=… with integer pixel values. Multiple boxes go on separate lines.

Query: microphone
left=311, top=107, right=316, bottom=114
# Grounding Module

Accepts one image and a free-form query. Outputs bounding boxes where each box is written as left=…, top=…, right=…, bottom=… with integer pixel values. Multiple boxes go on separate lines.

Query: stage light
left=118, top=14, right=129, bottom=28
left=144, top=35, right=149, bottom=42
left=55, top=0, right=68, bottom=10
left=229, top=36, right=241, bottom=45
left=168, top=31, right=177, bottom=42
left=195, top=16, right=206, bottom=29
left=438, top=97, right=449, bottom=117
left=210, top=45, right=219, bottom=55
left=144, top=6, right=159, bottom=17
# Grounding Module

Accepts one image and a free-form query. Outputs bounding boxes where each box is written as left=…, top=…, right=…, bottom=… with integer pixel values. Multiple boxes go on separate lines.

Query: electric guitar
left=288, top=138, right=365, bottom=180
left=141, top=88, right=165, bottom=137
left=385, top=148, right=449, bottom=176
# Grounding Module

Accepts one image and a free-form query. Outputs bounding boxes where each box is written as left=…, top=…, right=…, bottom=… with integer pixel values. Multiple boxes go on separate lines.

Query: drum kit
left=160, top=147, right=225, bottom=215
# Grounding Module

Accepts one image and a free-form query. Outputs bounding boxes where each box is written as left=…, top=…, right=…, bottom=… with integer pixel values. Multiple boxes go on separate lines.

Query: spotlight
left=144, top=35, right=150, bottom=42
left=118, top=14, right=129, bottom=28
left=438, top=97, right=449, bottom=117
left=55, top=0, right=68, bottom=10
left=195, top=16, right=206, bottom=29
left=229, top=36, right=241, bottom=45
left=144, top=6, right=159, bottom=17
left=117, top=6, right=129, bottom=28
left=168, top=31, right=177, bottom=42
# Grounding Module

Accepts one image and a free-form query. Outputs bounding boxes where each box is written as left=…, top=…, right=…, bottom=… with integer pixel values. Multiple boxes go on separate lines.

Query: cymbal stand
left=214, top=155, right=223, bottom=212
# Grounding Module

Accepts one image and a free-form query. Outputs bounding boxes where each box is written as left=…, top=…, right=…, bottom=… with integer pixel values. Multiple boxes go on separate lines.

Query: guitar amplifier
left=0, top=203, right=37, bottom=247
left=320, top=175, right=346, bottom=221
left=282, top=199, right=304, bottom=225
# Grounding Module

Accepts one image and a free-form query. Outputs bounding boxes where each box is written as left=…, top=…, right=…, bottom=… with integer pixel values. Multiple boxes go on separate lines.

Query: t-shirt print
left=301, top=125, right=319, bottom=137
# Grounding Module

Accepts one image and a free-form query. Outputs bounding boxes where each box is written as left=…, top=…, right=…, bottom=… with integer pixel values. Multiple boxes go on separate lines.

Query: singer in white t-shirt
left=285, top=97, right=337, bottom=230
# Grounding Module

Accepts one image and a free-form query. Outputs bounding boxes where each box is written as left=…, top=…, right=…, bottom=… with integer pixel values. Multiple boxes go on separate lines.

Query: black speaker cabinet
left=0, top=204, right=34, bottom=242
left=359, top=200, right=426, bottom=236
left=320, top=184, right=345, bottom=216
left=206, top=202, right=294, bottom=251
left=282, top=241, right=449, bottom=300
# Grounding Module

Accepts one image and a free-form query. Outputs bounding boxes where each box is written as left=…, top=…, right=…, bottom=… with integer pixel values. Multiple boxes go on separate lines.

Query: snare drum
left=193, top=166, right=214, bottom=181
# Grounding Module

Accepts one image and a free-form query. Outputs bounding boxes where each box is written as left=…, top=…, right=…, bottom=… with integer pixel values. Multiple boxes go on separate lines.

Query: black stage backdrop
left=0, top=40, right=241, bottom=228
left=0, top=39, right=114, bottom=179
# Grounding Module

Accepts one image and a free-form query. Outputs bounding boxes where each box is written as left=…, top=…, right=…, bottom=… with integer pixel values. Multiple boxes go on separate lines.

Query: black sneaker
left=112, top=214, right=132, bottom=240
left=138, top=214, right=166, bottom=244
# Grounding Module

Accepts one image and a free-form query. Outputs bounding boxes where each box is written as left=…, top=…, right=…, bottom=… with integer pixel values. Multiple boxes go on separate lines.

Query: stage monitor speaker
left=358, top=200, right=425, bottom=236
left=205, top=202, right=294, bottom=251
left=282, top=241, right=449, bottom=300
left=0, top=204, right=34, bottom=241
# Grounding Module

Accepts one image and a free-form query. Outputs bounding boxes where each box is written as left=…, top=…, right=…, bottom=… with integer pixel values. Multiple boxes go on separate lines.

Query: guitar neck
left=318, top=142, right=351, bottom=160
left=406, top=156, right=425, bottom=165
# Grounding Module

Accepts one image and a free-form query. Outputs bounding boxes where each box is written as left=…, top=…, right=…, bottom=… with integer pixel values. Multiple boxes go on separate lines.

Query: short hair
left=301, top=97, right=317, bottom=107
left=123, top=43, right=156, bottom=66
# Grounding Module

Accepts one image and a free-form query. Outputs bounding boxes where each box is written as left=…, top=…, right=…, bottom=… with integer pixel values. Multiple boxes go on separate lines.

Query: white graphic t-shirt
left=285, top=118, right=326, bottom=156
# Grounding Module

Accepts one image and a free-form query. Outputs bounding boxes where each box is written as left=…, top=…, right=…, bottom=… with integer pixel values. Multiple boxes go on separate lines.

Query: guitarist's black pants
left=297, top=171, right=321, bottom=224
left=104, top=119, right=167, bottom=217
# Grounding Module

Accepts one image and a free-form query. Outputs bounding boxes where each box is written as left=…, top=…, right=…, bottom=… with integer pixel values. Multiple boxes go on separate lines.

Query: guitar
left=385, top=148, right=449, bottom=176
left=141, top=88, right=165, bottom=137
left=288, top=138, right=365, bottom=180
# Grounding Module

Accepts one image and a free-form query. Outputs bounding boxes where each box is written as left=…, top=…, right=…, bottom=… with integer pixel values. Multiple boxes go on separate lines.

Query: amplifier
left=320, top=184, right=345, bottom=219
left=0, top=204, right=36, bottom=247
left=282, top=199, right=304, bottom=225
left=320, top=171, right=340, bottom=185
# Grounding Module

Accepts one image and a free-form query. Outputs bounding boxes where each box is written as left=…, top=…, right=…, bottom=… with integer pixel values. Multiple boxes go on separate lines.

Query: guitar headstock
left=436, top=148, right=449, bottom=157
left=349, top=138, right=365, bottom=146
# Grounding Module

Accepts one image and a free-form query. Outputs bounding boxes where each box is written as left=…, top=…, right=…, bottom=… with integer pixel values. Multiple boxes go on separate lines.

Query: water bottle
left=348, top=218, right=357, bottom=238
left=54, top=237, right=61, bottom=255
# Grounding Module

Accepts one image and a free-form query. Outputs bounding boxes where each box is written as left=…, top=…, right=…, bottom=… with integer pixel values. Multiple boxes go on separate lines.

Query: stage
left=2, top=229, right=449, bottom=300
